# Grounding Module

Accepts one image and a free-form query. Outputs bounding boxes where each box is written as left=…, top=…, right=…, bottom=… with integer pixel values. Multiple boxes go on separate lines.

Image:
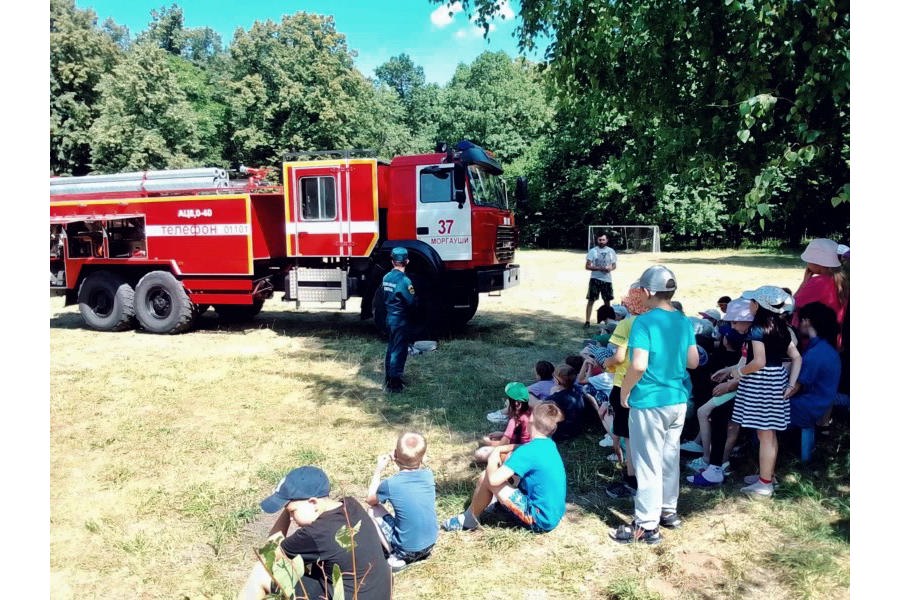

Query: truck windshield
left=467, top=166, right=508, bottom=210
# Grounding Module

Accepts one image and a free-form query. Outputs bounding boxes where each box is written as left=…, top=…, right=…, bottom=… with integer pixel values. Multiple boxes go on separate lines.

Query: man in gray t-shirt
left=585, top=233, right=617, bottom=327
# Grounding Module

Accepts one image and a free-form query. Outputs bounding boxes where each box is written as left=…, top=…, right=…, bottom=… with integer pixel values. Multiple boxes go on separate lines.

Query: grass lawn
left=49, top=248, right=849, bottom=599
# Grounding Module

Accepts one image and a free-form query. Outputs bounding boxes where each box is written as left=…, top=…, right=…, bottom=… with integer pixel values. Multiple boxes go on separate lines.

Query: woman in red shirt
left=792, top=238, right=848, bottom=350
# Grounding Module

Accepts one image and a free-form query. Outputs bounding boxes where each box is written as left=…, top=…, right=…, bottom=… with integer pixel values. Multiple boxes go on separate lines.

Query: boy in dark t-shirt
left=546, top=364, right=585, bottom=441
left=240, top=466, right=391, bottom=600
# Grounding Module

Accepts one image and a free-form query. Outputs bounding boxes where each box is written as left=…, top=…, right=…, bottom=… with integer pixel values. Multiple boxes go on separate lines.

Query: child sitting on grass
left=442, top=402, right=567, bottom=533
left=547, top=364, right=585, bottom=441
left=365, top=432, right=438, bottom=572
left=528, top=360, right=557, bottom=401
left=486, top=360, right=554, bottom=423
left=241, top=466, right=391, bottom=599
left=475, top=383, right=533, bottom=463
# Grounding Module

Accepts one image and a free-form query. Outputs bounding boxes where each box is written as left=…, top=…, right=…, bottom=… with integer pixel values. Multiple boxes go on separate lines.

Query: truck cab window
left=419, top=167, right=453, bottom=203
left=300, top=176, right=336, bottom=220
left=467, top=166, right=507, bottom=209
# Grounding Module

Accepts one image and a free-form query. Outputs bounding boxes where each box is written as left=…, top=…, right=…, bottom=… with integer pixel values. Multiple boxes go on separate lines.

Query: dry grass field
left=49, top=248, right=849, bottom=599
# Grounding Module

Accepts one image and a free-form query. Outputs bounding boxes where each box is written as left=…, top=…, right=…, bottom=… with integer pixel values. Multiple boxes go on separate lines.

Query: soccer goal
left=588, top=225, right=661, bottom=254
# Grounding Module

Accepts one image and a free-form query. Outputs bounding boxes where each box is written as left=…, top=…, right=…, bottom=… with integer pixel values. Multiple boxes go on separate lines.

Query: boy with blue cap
left=239, top=466, right=391, bottom=599
left=382, top=247, right=417, bottom=393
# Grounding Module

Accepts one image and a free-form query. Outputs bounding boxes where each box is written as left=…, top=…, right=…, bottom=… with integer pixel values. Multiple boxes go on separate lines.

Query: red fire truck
left=50, top=141, right=522, bottom=335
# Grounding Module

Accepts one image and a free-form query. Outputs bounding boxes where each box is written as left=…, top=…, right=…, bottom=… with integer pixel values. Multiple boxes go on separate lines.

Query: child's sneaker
left=609, top=521, right=662, bottom=545
left=686, top=468, right=723, bottom=487
left=605, top=482, right=636, bottom=499
left=741, top=480, right=775, bottom=498
left=485, top=408, right=509, bottom=424
left=687, top=456, right=709, bottom=472
left=680, top=440, right=704, bottom=453
left=441, top=513, right=478, bottom=532
left=659, top=512, right=682, bottom=529
left=606, top=453, right=620, bottom=462
left=387, top=554, right=408, bottom=573
left=743, top=474, right=779, bottom=486
left=598, top=434, right=615, bottom=448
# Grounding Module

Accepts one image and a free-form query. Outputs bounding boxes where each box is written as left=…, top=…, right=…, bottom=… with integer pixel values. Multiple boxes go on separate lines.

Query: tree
left=225, top=12, right=406, bottom=166
left=374, top=54, right=444, bottom=153
left=446, top=0, right=850, bottom=244
left=89, top=42, right=202, bottom=172
left=181, top=26, right=223, bottom=63
left=167, top=55, right=229, bottom=167
left=50, top=0, right=122, bottom=175
left=141, top=3, right=186, bottom=55
left=375, top=53, right=425, bottom=103
left=438, top=51, right=553, bottom=176
left=101, top=17, right=131, bottom=50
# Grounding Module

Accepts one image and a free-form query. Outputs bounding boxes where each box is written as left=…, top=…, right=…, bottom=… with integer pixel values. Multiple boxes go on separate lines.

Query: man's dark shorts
left=587, top=278, right=614, bottom=303
left=609, top=386, right=630, bottom=439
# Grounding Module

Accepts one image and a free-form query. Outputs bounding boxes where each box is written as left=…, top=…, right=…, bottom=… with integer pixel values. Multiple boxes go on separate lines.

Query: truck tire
left=134, top=271, right=196, bottom=334
left=215, top=299, right=264, bottom=323
left=448, top=291, right=479, bottom=329
left=372, top=285, right=388, bottom=337
left=77, top=271, right=136, bottom=332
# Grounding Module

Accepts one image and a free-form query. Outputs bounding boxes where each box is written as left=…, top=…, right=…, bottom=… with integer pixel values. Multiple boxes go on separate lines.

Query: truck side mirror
left=453, top=163, right=467, bottom=208
left=515, top=176, right=528, bottom=209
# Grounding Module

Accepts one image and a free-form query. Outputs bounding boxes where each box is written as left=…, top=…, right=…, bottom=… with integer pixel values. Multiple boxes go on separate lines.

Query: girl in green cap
left=474, top=382, right=533, bottom=463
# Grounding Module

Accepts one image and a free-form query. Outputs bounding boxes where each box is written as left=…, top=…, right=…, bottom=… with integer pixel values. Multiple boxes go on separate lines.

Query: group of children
left=242, top=240, right=850, bottom=596
left=240, top=432, right=437, bottom=599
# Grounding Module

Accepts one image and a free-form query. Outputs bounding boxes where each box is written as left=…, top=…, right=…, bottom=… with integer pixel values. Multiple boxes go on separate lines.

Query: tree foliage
left=438, top=52, right=553, bottom=178
left=375, top=53, right=426, bottom=103
left=89, top=42, right=202, bottom=172
left=449, top=0, right=850, bottom=245
left=224, top=12, right=399, bottom=166
left=50, top=0, right=122, bottom=175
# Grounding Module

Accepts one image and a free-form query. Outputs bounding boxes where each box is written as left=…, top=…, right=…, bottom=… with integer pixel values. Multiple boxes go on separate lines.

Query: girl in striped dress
left=724, top=286, right=802, bottom=498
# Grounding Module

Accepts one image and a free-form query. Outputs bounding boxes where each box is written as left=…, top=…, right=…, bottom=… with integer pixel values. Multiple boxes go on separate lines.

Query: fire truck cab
left=50, top=141, right=522, bottom=335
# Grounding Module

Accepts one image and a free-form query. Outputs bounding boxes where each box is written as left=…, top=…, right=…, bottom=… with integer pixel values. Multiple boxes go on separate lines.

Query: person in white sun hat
left=714, top=286, right=802, bottom=498
left=793, top=238, right=848, bottom=352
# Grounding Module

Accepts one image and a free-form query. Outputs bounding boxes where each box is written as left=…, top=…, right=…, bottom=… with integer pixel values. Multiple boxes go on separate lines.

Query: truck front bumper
left=476, top=264, right=520, bottom=293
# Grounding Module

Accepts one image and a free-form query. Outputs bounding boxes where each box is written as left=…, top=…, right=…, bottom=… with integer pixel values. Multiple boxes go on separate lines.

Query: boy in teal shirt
left=610, top=266, right=699, bottom=545
left=442, top=403, right=567, bottom=533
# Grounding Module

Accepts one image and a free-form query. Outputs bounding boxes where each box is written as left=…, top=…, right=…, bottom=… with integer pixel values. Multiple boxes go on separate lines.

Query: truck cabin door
left=284, top=159, right=379, bottom=258
left=415, top=164, right=472, bottom=261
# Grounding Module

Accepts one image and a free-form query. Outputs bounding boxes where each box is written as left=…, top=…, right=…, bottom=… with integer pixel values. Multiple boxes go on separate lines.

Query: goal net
left=588, top=225, right=661, bottom=254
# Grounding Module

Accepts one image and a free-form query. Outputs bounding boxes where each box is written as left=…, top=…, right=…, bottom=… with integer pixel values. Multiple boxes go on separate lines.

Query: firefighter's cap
left=391, top=247, right=409, bottom=262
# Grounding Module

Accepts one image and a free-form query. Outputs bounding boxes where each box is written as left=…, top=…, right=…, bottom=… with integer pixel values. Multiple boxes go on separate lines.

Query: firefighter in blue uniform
left=382, top=247, right=417, bottom=392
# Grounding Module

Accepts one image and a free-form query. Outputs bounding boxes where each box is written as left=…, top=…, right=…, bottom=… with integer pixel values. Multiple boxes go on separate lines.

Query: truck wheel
left=448, top=291, right=479, bottom=330
left=77, top=271, right=136, bottom=331
left=372, top=285, right=388, bottom=337
left=134, top=271, right=196, bottom=334
left=406, top=271, right=449, bottom=339
left=215, top=299, right=264, bottom=323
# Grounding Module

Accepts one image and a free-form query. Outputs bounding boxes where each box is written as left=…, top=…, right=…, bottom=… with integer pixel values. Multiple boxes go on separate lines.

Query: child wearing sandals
left=475, top=383, right=532, bottom=462
left=717, top=286, right=802, bottom=497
